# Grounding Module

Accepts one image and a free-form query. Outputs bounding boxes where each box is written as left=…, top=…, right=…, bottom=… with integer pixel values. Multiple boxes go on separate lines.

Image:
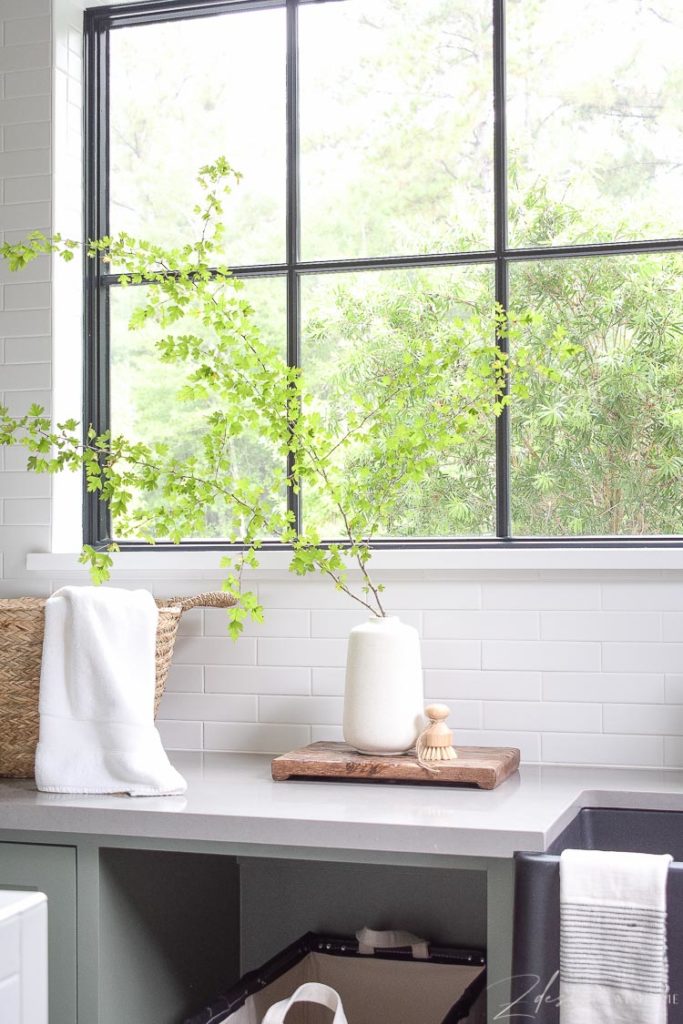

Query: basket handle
left=261, top=983, right=348, bottom=1024
left=157, top=592, right=238, bottom=614
left=356, top=927, right=429, bottom=960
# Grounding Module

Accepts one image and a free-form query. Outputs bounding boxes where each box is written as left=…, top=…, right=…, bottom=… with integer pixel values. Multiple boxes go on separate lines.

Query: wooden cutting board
left=271, top=741, right=520, bottom=790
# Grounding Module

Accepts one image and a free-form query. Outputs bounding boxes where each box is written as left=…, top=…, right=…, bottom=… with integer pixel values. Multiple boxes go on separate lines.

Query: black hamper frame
left=185, top=931, right=487, bottom=1024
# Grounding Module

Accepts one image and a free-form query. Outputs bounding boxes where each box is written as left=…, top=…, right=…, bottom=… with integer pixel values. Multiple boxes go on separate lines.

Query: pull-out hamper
left=185, top=931, right=486, bottom=1024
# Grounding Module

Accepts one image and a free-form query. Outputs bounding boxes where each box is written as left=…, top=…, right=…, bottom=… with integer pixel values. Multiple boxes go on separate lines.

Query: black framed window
left=84, top=0, right=683, bottom=550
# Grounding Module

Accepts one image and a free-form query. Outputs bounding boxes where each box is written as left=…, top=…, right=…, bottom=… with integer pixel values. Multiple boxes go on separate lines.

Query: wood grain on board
left=271, top=741, right=520, bottom=790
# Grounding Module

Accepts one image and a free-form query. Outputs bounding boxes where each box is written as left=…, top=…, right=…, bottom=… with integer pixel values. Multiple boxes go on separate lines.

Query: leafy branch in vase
left=0, top=158, right=577, bottom=636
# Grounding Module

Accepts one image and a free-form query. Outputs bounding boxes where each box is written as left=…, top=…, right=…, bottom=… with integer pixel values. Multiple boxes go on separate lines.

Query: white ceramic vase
left=342, top=615, right=424, bottom=755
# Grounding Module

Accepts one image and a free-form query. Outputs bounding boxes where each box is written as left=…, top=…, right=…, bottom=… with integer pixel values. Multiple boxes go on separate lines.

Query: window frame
left=83, top=0, right=683, bottom=552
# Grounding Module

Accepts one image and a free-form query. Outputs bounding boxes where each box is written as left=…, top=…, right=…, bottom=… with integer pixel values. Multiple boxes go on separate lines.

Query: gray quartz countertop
left=1, top=752, right=682, bottom=859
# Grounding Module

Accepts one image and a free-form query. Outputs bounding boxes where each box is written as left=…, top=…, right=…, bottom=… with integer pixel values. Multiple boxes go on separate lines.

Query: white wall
left=1, top=0, right=682, bottom=768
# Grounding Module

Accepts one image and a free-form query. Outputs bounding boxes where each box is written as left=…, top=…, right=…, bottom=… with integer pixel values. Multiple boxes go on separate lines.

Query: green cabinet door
left=0, top=841, right=77, bottom=1024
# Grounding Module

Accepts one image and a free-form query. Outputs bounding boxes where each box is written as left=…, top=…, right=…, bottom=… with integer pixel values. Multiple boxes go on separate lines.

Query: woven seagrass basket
left=0, top=591, right=236, bottom=778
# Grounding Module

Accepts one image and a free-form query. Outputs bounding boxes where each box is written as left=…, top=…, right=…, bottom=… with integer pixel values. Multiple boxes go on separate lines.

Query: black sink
left=512, top=808, right=683, bottom=1023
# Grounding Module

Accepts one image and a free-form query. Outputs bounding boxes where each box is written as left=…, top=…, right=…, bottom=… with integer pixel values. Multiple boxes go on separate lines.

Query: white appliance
left=0, top=890, right=48, bottom=1024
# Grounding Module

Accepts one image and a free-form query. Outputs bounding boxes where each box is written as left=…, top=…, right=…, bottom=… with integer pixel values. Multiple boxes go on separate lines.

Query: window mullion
left=83, top=15, right=113, bottom=548
left=286, top=0, right=301, bottom=533
left=493, top=0, right=511, bottom=539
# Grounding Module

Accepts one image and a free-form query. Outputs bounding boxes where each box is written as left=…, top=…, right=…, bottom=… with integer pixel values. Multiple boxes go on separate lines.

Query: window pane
left=507, top=0, right=683, bottom=247
left=109, top=9, right=286, bottom=266
left=299, top=0, right=494, bottom=261
left=301, top=265, right=497, bottom=538
left=510, top=253, right=683, bottom=535
left=110, top=277, right=287, bottom=540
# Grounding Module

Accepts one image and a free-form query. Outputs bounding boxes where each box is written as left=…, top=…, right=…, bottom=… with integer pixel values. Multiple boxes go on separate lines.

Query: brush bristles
left=421, top=745, right=458, bottom=761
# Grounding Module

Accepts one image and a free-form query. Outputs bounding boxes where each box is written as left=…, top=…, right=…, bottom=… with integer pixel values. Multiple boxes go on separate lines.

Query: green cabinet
left=0, top=841, right=77, bottom=1024
left=0, top=834, right=510, bottom=1024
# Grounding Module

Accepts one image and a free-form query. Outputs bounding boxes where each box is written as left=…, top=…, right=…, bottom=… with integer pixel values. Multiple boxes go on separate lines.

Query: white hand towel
left=35, top=586, right=186, bottom=797
left=560, top=847, right=672, bottom=1024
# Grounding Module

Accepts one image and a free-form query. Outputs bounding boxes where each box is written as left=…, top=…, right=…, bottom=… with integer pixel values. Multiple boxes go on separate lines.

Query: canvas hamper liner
left=185, top=930, right=486, bottom=1024
left=0, top=591, right=236, bottom=778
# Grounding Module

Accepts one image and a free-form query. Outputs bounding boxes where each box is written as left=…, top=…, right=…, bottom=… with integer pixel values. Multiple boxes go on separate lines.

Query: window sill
left=25, top=546, right=683, bottom=579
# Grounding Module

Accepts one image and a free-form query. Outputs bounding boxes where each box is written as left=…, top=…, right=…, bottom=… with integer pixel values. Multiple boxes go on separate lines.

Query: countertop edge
left=1, top=758, right=683, bottom=860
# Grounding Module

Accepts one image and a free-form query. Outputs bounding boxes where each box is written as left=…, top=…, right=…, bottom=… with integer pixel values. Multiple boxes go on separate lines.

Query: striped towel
left=560, top=848, right=672, bottom=1024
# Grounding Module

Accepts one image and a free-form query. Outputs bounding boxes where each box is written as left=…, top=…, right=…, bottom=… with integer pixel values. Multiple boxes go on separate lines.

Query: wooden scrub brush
left=415, top=703, right=458, bottom=773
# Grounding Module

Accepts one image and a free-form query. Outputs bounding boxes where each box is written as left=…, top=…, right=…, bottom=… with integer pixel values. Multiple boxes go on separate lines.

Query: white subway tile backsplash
left=68, top=50, right=82, bottom=82
left=67, top=76, right=82, bottom=107
left=0, top=309, right=50, bottom=336
left=439, top=700, right=483, bottom=729
left=257, top=580, right=479, bottom=611
left=3, top=228, right=51, bottom=246
left=0, top=95, right=51, bottom=124
left=311, top=668, right=345, bottom=695
left=541, top=611, right=661, bottom=642
left=425, top=670, right=541, bottom=701
left=309, top=610, right=362, bottom=634
left=3, top=390, right=51, bottom=417
left=258, top=637, right=347, bottom=667
left=0, top=42, right=50, bottom=73
left=206, top=666, right=310, bottom=696
left=666, top=676, right=683, bottom=703
left=0, top=158, right=51, bottom=197
left=542, top=672, right=665, bottom=703
left=0, top=473, right=49, bottom=498
left=4, top=175, right=51, bottom=205
left=483, top=640, right=600, bottom=672
left=164, top=664, right=204, bottom=693
left=2, top=448, right=30, bottom=472
left=482, top=582, right=600, bottom=610
left=1, top=0, right=50, bottom=18
left=602, top=583, right=683, bottom=611
left=311, top=608, right=420, bottom=637
left=384, top=582, right=480, bottom=610
left=421, top=639, right=481, bottom=669
left=602, top=643, right=683, bottom=674
left=3, top=16, right=51, bottom=46
left=311, top=725, right=344, bottom=743
left=176, top=608, right=203, bottom=636
left=173, top=636, right=257, bottom=666
left=259, top=695, right=343, bottom=726
left=662, top=614, right=683, bottom=642
left=205, top=607, right=309, bottom=638
left=484, top=701, right=602, bottom=733
left=455, top=729, right=541, bottom=763
left=604, top=703, right=683, bottom=736
left=0, top=202, right=51, bottom=232
left=158, top=692, right=257, bottom=722
left=664, top=737, right=683, bottom=768
left=541, top=733, right=664, bottom=767
left=0, top=252, right=50, bottom=284
left=151, top=579, right=225, bottom=599
left=156, top=720, right=203, bottom=751
left=2, top=499, right=50, bottom=525
left=0, top=360, right=50, bottom=387
left=1, top=121, right=50, bottom=151
left=257, top=582, right=360, bottom=610
left=204, top=722, right=310, bottom=754
left=0, top=580, right=49, bottom=598
left=3, top=68, right=51, bottom=98
left=68, top=26, right=82, bottom=56
left=424, top=610, right=539, bottom=640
